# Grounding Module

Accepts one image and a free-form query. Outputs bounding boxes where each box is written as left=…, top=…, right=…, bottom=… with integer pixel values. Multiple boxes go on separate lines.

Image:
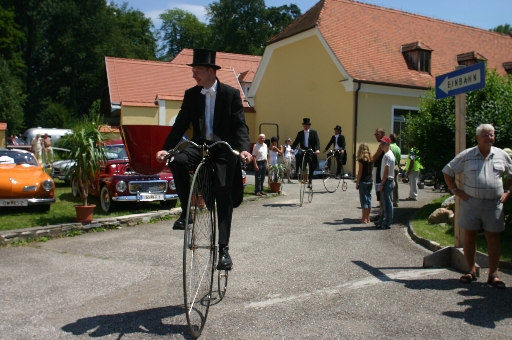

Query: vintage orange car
left=0, top=149, right=55, bottom=211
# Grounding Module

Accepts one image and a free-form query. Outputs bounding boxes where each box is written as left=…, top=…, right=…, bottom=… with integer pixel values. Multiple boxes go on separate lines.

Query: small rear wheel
left=342, top=180, right=348, bottom=191
left=217, top=269, right=229, bottom=301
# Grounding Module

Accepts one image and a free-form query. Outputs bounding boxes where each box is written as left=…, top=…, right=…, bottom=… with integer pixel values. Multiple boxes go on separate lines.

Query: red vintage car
left=80, top=139, right=178, bottom=212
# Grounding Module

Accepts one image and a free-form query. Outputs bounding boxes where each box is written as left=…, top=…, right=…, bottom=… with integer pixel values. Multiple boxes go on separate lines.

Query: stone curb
left=0, top=192, right=282, bottom=246
left=406, top=212, right=512, bottom=270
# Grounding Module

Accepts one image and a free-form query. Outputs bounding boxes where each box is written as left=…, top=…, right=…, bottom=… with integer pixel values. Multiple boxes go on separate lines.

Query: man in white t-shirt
left=374, top=136, right=395, bottom=229
left=252, top=134, right=268, bottom=196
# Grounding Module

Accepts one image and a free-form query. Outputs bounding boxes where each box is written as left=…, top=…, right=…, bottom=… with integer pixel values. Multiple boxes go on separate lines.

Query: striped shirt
left=442, top=146, right=512, bottom=199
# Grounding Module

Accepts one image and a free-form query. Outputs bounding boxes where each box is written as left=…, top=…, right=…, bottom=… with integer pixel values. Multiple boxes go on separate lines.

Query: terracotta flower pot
left=75, top=204, right=96, bottom=223
left=269, top=182, right=281, bottom=193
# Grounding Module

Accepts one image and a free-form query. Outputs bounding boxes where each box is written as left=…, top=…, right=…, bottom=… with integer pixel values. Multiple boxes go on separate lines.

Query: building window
left=401, top=41, right=432, bottom=74
left=504, top=62, right=512, bottom=75
left=457, top=51, right=487, bottom=67
left=393, top=107, right=418, bottom=154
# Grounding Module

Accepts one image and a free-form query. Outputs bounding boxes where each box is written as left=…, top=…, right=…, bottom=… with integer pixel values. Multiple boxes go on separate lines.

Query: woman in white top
left=31, top=133, right=43, bottom=166
left=268, top=136, right=283, bottom=185
left=283, top=138, right=293, bottom=183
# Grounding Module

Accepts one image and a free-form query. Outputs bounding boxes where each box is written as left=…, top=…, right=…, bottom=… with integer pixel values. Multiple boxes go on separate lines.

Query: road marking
left=245, top=268, right=446, bottom=308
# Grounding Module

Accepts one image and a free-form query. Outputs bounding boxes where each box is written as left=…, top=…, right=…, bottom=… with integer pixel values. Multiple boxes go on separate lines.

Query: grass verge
left=0, top=181, right=262, bottom=232
left=411, top=195, right=512, bottom=262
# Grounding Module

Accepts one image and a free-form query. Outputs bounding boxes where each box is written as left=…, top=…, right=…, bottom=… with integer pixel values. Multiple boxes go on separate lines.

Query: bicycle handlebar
left=295, top=147, right=315, bottom=154
left=166, top=140, right=240, bottom=158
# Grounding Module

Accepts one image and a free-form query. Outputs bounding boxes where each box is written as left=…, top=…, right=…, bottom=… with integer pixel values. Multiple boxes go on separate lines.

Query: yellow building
left=248, top=0, right=512, bottom=174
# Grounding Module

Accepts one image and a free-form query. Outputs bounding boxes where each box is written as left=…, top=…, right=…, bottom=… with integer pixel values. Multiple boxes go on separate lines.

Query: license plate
left=138, top=193, right=164, bottom=201
left=0, top=199, right=28, bottom=206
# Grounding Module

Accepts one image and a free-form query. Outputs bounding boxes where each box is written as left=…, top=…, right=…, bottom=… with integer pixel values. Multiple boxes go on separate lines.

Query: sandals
left=459, top=271, right=477, bottom=284
left=487, top=274, right=506, bottom=289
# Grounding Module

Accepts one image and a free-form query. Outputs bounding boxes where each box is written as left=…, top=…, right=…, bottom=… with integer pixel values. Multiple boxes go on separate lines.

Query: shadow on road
left=61, top=305, right=194, bottom=339
left=353, top=260, right=512, bottom=329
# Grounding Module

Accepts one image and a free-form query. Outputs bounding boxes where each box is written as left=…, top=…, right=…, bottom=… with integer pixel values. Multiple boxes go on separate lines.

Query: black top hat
left=334, top=125, right=342, bottom=131
left=302, top=118, right=311, bottom=125
left=187, top=49, right=221, bottom=70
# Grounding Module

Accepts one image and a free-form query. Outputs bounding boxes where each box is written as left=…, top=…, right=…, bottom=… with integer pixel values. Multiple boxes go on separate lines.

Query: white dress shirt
left=200, top=80, right=218, bottom=140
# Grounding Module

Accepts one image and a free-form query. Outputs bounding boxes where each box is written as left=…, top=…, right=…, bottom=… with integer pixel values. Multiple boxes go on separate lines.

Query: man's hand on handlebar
left=240, top=151, right=252, bottom=165
left=156, top=150, right=169, bottom=163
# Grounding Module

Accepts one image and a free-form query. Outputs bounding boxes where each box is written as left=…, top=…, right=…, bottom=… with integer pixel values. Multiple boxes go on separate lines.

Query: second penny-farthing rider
left=156, top=48, right=252, bottom=271
left=323, top=125, right=346, bottom=179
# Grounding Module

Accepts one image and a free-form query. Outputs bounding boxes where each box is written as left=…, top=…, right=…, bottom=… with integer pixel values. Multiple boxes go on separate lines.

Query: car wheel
left=160, top=199, right=177, bottom=209
left=100, top=186, right=115, bottom=213
left=72, top=180, right=82, bottom=197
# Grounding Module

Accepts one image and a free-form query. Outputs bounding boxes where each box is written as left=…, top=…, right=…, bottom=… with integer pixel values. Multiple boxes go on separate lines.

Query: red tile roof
left=171, top=48, right=261, bottom=82
left=105, top=57, right=248, bottom=107
left=268, top=0, right=512, bottom=89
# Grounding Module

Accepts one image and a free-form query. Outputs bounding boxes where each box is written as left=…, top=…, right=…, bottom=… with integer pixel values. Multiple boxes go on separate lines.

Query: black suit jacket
left=162, top=79, right=250, bottom=207
left=324, top=134, right=347, bottom=165
left=162, top=79, right=250, bottom=153
left=291, top=129, right=320, bottom=151
left=324, top=134, right=346, bottom=151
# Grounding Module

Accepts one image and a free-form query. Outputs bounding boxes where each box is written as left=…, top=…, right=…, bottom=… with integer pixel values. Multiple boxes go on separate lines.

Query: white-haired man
left=443, top=124, right=512, bottom=289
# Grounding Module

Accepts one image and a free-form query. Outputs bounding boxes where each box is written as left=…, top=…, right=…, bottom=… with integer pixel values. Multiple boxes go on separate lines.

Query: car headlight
left=116, top=181, right=127, bottom=192
left=42, top=180, right=53, bottom=191
left=169, top=179, right=176, bottom=190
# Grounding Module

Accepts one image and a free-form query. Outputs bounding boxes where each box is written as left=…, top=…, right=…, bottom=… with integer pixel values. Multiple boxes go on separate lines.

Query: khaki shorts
left=458, top=197, right=505, bottom=232
left=284, top=157, right=292, bottom=170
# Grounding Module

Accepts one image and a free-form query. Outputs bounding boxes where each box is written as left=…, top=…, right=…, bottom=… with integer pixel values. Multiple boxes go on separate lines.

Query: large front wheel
left=183, top=161, right=215, bottom=338
left=323, top=155, right=341, bottom=193
left=299, top=158, right=309, bottom=207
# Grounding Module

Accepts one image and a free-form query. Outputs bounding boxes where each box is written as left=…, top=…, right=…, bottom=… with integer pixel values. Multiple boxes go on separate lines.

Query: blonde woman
left=356, top=143, right=373, bottom=223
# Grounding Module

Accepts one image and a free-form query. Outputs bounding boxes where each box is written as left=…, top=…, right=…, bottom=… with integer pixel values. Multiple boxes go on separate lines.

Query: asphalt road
left=1, top=176, right=512, bottom=339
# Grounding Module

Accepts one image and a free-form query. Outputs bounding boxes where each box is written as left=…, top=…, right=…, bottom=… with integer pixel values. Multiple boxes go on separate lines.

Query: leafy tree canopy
left=490, top=23, right=511, bottom=34
left=0, top=56, right=25, bottom=134
left=401, top=67, right=512, bottom=176
left=159, top=8, right=209, bottom=60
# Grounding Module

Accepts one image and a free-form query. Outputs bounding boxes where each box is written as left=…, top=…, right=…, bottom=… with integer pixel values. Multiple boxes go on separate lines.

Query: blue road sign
left=435, top=62, right=486, bottom=99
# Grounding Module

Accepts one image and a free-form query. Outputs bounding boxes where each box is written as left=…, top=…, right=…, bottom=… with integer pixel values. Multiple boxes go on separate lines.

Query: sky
left=123, top=0, right=511, bottom=31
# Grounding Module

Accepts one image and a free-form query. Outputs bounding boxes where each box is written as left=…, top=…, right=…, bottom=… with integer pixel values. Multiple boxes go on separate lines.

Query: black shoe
left=307, top=184, right=312, bottom=189
left=173, top=218, right=186, bottom=230
left=173, top=215, right=193, bottom=230
left=217, top=247, right=233, bottom=270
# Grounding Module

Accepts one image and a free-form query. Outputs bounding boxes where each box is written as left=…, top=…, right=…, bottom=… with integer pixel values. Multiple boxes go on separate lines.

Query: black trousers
left=295, top=151, right=317, bottom=184
left=169, top=142, right=237, bottom=245
left=327, top=150, right=343, bottom=176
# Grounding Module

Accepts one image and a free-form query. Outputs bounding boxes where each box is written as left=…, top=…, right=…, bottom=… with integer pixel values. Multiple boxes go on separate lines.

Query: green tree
left=401, top=66, right=512, bottom=175
left=159, top=9, right=209, bottom=60
left=490, top=23, right=511, bottom=34
left=263, top=4, right=301, bottom=39
left=0, top=5, right=26, bottom=77
left=207, top=0, right=269, bottom=55
left=1, top=0, right=157, bottom=128
left=0, top=56, right=25, bottom=134
left=103, top=2, right=157, bottom=60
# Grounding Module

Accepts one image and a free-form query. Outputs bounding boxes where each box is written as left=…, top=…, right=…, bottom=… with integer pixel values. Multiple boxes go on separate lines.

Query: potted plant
left=268, top=163, right=286, bottom=193
left=60, top=116, right=107, bottom=222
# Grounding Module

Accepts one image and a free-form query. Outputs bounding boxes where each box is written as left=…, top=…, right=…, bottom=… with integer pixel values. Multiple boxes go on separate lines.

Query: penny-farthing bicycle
left=297, top=148, right=315, bottom=206
left=167, top=140, right=237, bottom=338
left=323, top=149, right=348, bottom=193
